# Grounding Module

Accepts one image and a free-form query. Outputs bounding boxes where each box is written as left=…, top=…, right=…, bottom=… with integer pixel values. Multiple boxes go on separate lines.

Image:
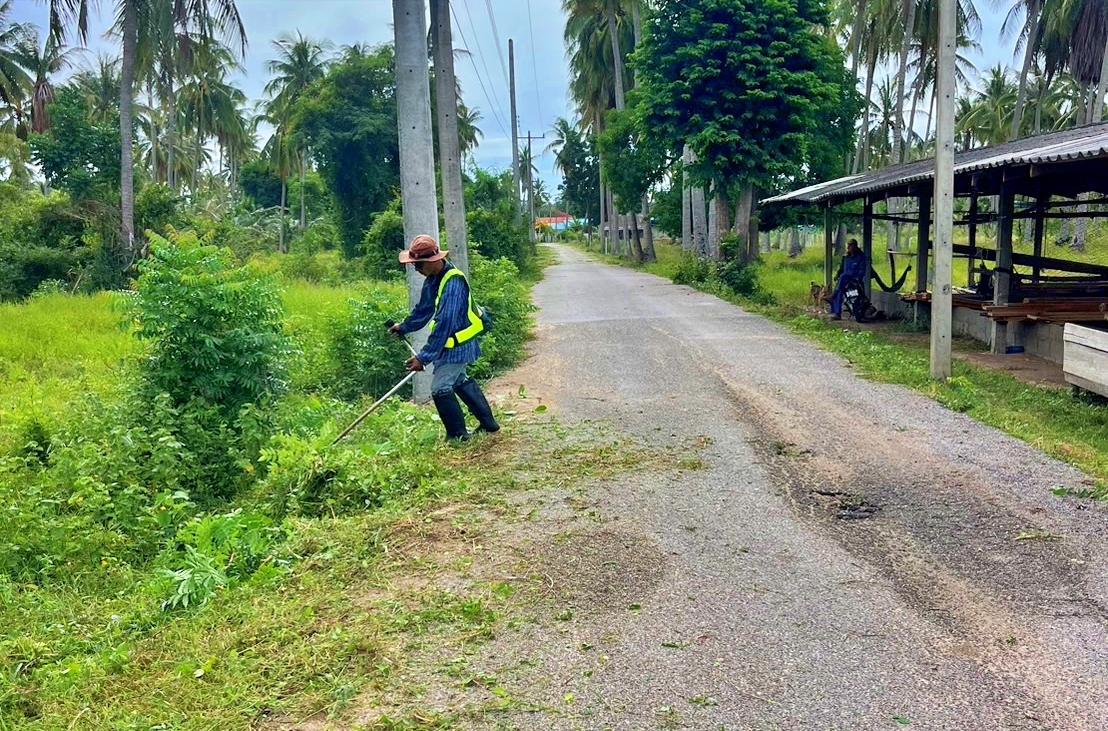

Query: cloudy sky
left=11, top=0, right=1015, bottom=191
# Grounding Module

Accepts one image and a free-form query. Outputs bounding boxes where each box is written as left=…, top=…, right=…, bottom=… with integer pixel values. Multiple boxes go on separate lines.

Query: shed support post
left=824, top=204, right=834, bottom=290
left=990, top=184, right=1015, bottom=355
left=862, top=199, right=874, bottom=298
left=967, top=192, right=979, bottom=287
left=915, top=192, right=932, bottom=324
left=1032, top=195, right=1046, bottom=283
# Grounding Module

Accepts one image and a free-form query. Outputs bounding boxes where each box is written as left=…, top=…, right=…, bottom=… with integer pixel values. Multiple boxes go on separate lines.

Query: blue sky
left=10, top=0, right=1017, bottom=189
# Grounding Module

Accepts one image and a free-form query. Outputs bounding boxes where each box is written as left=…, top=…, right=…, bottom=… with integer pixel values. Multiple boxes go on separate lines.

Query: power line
left=524, top=0, right=545, bottom=124
left=480, top=0, right=511, bottom=86
left=450, top=2, right=511, bottom=140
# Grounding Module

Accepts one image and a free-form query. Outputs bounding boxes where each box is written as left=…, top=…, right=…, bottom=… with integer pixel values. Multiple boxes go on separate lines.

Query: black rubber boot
left=455, top=378, right=500, bottom=434
left=432, top=392, right=470, bottom=442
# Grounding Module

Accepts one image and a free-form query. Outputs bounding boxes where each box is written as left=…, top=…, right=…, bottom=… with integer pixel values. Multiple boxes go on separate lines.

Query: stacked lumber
left=983, top=300, right=1108, bottom=324
left=900, top=291, right=988, bottom=309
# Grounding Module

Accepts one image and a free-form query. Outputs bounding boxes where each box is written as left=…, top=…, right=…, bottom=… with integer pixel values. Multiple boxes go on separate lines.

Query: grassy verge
left=2, top=408, right=668, bottom=730
left=569, top=238, right=1108, bottom=495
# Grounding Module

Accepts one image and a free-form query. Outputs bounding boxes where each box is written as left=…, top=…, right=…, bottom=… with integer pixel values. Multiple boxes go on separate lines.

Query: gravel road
left=470, top=245, right=1108, bottom=731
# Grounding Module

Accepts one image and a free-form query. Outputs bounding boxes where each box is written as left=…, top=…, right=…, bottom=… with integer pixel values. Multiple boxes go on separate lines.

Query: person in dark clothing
left=831, top=238, right=869, bottom=320
left=389, top=235, right=499, bottom=441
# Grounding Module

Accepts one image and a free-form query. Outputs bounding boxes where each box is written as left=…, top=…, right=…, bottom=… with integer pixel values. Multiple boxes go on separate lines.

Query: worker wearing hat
left=389, top=235, right=500, bottom=441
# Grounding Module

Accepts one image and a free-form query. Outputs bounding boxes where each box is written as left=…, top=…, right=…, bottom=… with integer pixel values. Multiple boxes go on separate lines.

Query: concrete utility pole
left=681, top=146, right=692, bottom=251
left=930, top=0, right=955, bottom=380
left=509, top=39, right=522, bottom=222
left=431, top=0, right=469, bottom=278
left=523, top=131, right=545, bottom=251
left=394, top=0, right=440, bottom=401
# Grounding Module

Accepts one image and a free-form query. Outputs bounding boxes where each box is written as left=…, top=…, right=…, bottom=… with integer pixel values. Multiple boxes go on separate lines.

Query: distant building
left=535, top=211, right=575, bottom=232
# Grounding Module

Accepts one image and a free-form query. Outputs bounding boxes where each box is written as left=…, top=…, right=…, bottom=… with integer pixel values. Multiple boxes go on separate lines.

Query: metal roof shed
left=764, top=123, right=1108, bottom=355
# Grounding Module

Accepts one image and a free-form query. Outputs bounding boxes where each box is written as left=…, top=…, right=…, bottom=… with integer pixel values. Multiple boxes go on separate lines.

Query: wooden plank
left=1064, top=323, right=1108, bottom=398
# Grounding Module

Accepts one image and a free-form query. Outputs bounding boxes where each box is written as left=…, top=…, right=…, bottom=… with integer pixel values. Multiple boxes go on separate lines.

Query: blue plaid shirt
left=398, top=262, right=481, bottom=366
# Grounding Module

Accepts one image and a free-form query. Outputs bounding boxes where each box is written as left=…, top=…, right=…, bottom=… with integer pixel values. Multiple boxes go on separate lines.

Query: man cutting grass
left=389, top=235, right=500, bottom=442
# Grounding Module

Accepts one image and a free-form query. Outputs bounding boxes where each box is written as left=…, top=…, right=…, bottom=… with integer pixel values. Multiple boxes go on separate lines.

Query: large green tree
left=291, top=44, right=399, bottom=258
left=635, top=0, right=851, bottom=262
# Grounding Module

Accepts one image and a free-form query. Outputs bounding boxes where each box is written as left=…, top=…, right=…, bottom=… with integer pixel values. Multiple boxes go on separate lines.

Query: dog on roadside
left=809, top=281, right=832, bottom=310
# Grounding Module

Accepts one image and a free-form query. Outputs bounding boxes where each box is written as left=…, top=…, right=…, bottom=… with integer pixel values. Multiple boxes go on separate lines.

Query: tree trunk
left=858, top=37, right=879, bottom=173
left=733, top=183, right=757, bottom=264
left=691, top=180, right=708, bottom=257
left=599, top=180, right=608, bottom=253
left=710, top=185, right=730, bottom=261
left=120, top=6, right=137, bottom=257
left=789, top=227, right=802, bottom=258
left=1010, top=7, right=1040, bottom=140
left=681, top=146, right=692, bottom=251
left=167, top=78, right=176, bottom=191
left=279, top=179, right=287, bottom=253
left=1093, top=35, right=1108, bottom=123
left=193, top=100, right=203, bottom=193
left=607, top=9, right=625, bottom=111
left=630, top=212, right=644, bottom=262
left=431, top=0, right=470, bottom=276
left=892, top=0, right=918, bottom=169
left=850, top=0, right=869, bottom=77
left=299, top=149, right=307, bottom=230
left=925, top=88, right=937, bottom=143
left=642, top=196, right=656, bottom=261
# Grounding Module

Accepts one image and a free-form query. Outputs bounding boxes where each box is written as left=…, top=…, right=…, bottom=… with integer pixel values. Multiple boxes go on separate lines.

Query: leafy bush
left=672, top=251, right=711, bottom=285
left=128, top=228, right=292, bottom=415
left=293, top=218, right=341, bottom=255
left=157, top=510, right=285, bottom=610
left=469, top=254, right=535, bottom=379
left=134, top=184, right=183, bottom=240
left=467, top=208, right=530, bottom=268
left=362, top=209, right=406, bottom=280
left=257, top=400, right=443, bottom=519
left=324, top=286, right=411, bottom=400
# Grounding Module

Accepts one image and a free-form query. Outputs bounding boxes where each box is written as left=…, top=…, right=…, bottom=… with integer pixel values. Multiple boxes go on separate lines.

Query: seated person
left=973, top=262, right=994, bottom=299
left=831, top=238, right=869, bottom=320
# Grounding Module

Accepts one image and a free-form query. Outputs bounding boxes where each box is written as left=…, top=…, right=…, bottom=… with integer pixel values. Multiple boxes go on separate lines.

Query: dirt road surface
left=459, top=245, right=1108, bottom=730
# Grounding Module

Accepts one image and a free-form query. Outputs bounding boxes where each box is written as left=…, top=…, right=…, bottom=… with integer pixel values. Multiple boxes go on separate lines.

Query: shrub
left=293, top=218, right=341, bottom=255
left=128, top=228, right=292, bottom=415
left=362, top=209, right=406, bottom=280
left=134, top=184, right=183, bottom=240
left=468, top=254, right=535, bottom=379
left=467, top=208, right=530, bottom=268
left=324, top=286, right=411, bottom=400
left=672, top=251, right=711, bottom=285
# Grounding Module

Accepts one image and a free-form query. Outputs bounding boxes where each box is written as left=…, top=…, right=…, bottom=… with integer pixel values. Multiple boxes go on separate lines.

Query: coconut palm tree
left=71, top=53, right=119, bottom=123
left=959, top=65, right=1018, bottom=147
left=264, top=31, right=331, bottom=229
left=0, top=1, right=33, bottom=135
left=11, top=30, right=79, bottom=134
left=178, top=40, right=244, bottom=193
left=45, top=0, right=247, bottom=258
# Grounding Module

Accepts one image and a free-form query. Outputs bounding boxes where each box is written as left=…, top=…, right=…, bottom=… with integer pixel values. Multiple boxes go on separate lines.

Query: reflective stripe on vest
left=429, top=268, right=484, bottom=348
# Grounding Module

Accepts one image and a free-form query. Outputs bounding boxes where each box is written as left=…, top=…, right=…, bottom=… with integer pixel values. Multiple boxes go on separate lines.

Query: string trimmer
left=330, top=321, right=419, bottom=446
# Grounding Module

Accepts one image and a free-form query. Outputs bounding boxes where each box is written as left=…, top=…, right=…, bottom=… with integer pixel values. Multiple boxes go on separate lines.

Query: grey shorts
left=431, top=361, right=469, bottom=396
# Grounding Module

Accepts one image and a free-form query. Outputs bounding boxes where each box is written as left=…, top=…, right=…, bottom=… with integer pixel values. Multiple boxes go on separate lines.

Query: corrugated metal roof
left=763, top=122, right=1108, bottom=205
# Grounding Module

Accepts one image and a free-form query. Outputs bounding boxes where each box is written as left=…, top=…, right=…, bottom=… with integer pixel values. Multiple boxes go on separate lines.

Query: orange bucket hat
left=398, top=235, right=448, bottom=264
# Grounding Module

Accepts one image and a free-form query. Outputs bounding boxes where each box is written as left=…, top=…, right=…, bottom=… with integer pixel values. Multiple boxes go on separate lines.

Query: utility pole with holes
left=393, top=0, right=439, bottom=401
left=931, top=0, right=955, bottom=379
left=431, top=0, right=469, bottom=278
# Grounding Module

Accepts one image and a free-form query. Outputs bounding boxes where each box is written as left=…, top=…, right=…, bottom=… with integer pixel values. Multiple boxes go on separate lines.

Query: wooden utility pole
left=431, top=0, right=469, bottom=277
left=509, top=39, right=522, bottom=222
left=930, top=0, right=955, bottom=379
left=394, top=0, right=439, bottom=401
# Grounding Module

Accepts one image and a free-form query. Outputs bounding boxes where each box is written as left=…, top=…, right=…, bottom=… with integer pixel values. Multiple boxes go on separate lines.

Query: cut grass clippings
left=1, top=414, right=680, bottom=731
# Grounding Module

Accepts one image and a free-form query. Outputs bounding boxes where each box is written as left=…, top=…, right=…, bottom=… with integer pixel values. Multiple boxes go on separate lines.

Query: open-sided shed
left=764, top=123, right=1108, bottom=361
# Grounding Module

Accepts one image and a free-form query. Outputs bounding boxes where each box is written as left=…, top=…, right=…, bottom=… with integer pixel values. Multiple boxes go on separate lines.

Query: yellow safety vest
left=429, top=268, right=484, bottom=348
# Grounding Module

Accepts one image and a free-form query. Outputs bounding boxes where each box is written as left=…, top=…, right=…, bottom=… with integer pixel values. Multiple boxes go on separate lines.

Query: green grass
left=0, top=292, right=136, bottom=452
